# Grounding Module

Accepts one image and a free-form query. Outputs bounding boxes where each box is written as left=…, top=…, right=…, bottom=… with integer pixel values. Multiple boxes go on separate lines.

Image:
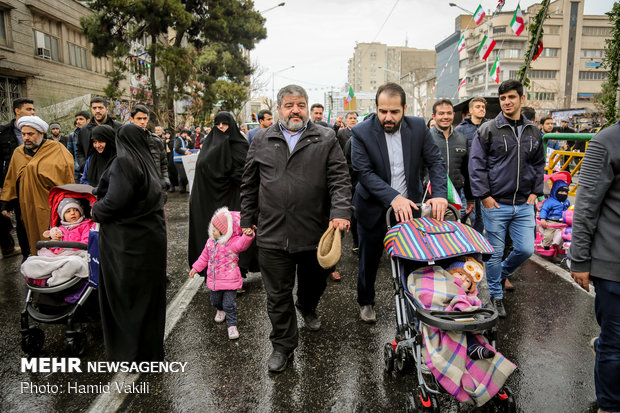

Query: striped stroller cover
left=384, top=218, right=494, bottom=262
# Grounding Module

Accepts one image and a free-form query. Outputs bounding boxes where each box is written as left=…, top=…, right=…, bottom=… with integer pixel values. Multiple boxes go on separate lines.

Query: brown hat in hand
left=317, top=226, right=341, bottom=269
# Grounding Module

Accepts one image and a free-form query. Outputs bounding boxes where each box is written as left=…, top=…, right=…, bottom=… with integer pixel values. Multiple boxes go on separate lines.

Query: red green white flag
left=458, top=77, right=467, bottom=91
left=473, top=4, right=486, bottom=25
left=477, top=35, right=496, bottom=60
left=490, top=57, right=500, bottom=83
left=345, top=86, right=355, bottom=104
left=426, top=176, right=462, bottom=210
left=458, top=35, right=466, bottom=53
left=511, top=4, right=525, bottom=36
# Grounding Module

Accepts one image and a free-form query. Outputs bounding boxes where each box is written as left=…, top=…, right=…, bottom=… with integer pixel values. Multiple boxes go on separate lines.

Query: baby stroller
left=535, top=172, right=573, bottom=259
left=382, top=205, right=516, bottom=412
left=20, top=184, right=100, bottom=356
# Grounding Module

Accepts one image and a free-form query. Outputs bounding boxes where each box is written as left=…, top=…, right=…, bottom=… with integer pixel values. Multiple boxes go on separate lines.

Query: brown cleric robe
left=0, top=139, right=74, bottom=255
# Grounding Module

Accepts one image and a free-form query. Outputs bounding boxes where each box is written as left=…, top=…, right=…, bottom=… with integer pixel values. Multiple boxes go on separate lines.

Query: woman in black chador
left=188, top=112, right=255, bottom=272
left=92, top=123, right=166, bottom=361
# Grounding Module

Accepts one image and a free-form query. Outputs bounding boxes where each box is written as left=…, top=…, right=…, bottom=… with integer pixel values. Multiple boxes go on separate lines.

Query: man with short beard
left=76, top=97, right=122, bottom=174
left=0, top=116, right=74, bottom=256
left=351, top=82, right=448, bottom=323
left=241, top=84, right=352, bottom=373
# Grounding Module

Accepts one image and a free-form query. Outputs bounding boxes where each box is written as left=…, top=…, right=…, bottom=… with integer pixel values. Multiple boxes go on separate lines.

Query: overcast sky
left=250, top=0, right=613, bottom=105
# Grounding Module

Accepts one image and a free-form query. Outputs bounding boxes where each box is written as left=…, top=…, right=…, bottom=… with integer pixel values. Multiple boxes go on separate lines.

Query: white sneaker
left=214, top=310, right=226, bottom=323
left=228, top=326, right=239, bottom=340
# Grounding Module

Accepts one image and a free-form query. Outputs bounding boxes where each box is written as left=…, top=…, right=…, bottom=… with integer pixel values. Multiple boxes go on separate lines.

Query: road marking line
left=86, top=276, right=203, bottom=413
left=529, top=254, right=595, bottom=297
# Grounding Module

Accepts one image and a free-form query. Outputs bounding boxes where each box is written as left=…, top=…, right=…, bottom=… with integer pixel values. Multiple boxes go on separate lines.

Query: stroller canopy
left=384, top=218, right=494, bottom=262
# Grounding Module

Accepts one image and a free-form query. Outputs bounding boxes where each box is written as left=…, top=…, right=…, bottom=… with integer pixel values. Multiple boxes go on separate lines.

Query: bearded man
left=0, top=116, right=74, bottom=256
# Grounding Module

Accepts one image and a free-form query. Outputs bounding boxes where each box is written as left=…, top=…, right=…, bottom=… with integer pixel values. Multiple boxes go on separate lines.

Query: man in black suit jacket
left=351, top=83, right=448, bottom=323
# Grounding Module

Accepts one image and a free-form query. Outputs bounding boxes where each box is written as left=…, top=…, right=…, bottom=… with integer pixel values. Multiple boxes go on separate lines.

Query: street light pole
left=272, top=65, right=295, bottom=107
left=260, top=2, right=285, bottom=14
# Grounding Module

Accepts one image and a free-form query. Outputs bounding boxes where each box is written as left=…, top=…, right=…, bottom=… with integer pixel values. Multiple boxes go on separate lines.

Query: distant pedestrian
left=173, top=129, right=193, bottom=193
left=193, top=126, right=203, bottom=150
left=310, top=103, right=329, bottom=127
left=247, top=109, right=273, bottom=143
left=75, top=97, right=121, bottom=174
left=189, top=207, right=255, bottom=340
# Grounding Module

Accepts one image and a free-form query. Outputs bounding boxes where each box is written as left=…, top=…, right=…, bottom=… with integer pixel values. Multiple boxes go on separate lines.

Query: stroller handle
left=386, top=203, right=461, bottom=229
left=35, top=241, right=88, bottom=250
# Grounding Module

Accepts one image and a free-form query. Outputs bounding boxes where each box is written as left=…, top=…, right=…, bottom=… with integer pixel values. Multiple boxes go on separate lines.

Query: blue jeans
left=210, top=290, right=238, bottom=327
left=481, top=202, right=535, bottom=299
left=593, top=277, right=620, bottom=411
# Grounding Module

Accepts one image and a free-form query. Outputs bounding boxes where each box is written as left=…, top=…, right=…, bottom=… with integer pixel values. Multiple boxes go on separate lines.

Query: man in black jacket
left=241, top=84, right=352, bottom=373
left=570, top=120, right=620, bottom=413
left=0, top=97, right=34, bottom=259
left=76, top=97, right=122, bottom=173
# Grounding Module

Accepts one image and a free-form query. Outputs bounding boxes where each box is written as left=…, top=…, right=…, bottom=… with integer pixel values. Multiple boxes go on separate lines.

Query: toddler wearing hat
left=189, top=207, right=254, bottom=340
left=40, top=198, right=94, bottom=255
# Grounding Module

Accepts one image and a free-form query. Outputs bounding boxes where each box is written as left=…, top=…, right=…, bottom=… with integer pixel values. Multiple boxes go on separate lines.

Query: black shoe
left=301, top=310, right=321, bottom=331
left=491, top=297, right=507, bottom=318
left=267, top=350, right=293, bottom=373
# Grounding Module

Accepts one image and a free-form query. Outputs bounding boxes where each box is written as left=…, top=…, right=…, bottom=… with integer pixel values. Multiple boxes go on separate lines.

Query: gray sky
left=250, top=0, right=614, bottom=105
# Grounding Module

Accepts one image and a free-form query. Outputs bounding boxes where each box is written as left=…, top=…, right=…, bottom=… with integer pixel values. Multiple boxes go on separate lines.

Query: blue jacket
left=351, top=114, right=447, bottom=229
left=539, top=180, right=570, bottom=220
left=454, top=117, right=487, bottom=149
left=469, top=112, right=545, bottom=205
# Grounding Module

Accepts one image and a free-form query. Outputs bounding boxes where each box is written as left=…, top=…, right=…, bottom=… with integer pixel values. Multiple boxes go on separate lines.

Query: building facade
left=454, top=0, right=611, bottom=112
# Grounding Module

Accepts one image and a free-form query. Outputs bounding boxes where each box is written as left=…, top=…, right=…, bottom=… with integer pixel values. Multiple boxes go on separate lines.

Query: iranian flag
left=473, top=4, right=486, bottom=25
left=477, top=35, right=496, bottom=60
left=490, top=57, right=501, bottom=84
left=458, top=35, right=466, bottom=53
left=426, top=176, right=462, bottom=210
left=458, top=77, right=467, bottom=91
left=511, top=4, right=525, bottom=36
left=345, top=86, right=355, bottom=104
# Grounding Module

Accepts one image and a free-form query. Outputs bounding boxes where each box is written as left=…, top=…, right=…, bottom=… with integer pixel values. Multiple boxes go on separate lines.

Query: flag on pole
left=477, top=35, right=497, bottom=60
left=473, top=4, right=486, bottom=25
left=426, top=176, right=462, bottom=210
left=458, top=35, right=466, bottom=53
left=327, top=109, right=331, bottom=124
left=431, top=82, right=437, bottom=92
left=344, top=86, right=355, bottom=104
left=458, top=77, right=467, bottom=91
left=495, top=0, right=505, bottom=14
left=489, top=57, right=501, bottom=84
left=532, top=40, right=544, bottom=60
left=510, top=4, right=525, bottom=36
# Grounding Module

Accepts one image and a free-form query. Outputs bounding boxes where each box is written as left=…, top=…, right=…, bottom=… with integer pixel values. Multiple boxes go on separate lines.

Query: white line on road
left=529, top=254, right=595, bottom=298
left=86, top=276, right=203, bottom=413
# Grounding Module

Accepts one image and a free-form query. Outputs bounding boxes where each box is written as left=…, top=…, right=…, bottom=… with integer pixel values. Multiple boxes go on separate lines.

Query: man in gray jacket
left=241, top=84, right=352, bottom=373
left=570, top=120, right=620, bottom=413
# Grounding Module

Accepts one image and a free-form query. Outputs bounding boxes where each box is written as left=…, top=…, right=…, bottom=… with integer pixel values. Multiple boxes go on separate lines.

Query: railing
left=543, top=133, right=595, bottom=196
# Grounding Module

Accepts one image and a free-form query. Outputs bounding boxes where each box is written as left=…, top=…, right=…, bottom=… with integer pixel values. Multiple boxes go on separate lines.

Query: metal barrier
left=543, top=133, right=595, bottom=196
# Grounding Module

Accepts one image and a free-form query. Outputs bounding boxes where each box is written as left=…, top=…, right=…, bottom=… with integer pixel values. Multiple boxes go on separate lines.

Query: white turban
left=17, top=116, right=49, bottom=133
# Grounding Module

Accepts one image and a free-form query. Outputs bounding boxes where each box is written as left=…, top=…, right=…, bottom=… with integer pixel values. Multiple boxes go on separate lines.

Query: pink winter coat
left=50, top=219, right=95, bottom=254
left=191, top=208, right=254, bottom=291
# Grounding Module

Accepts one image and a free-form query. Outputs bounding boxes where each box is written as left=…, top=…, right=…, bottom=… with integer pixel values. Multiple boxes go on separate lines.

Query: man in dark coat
left=351, top=83, right=448, bottom=324
left=241, top=84, right=352, bottom=373
left=93, top=123, right=166, bottom=361
left=0, top=97, right=35, bottom=259
left=76, top=96, right=122, bottom=173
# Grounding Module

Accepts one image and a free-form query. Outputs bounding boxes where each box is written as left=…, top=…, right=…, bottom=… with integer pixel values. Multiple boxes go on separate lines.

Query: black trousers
left=0, top=213, right=14, bottom=253
left=357, top=218, right=387, bottom=306
left=167, top=152, right=178, bottom=187
left=258, top=247, right=329, bottom=354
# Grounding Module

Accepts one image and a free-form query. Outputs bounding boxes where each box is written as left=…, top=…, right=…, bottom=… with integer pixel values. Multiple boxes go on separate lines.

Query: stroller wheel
left=406, top=391, right=419, bottom=412
left=395, top=345, right=409, bottom=372
left=65, top=331, right=87, bottom=356
left=492, top=386, right=516, bottom=412
left=413, top=390, right=439, bottom=412
left=383, top=342, right=395, bottom=373
left=21, top=327, right=45, bottom=356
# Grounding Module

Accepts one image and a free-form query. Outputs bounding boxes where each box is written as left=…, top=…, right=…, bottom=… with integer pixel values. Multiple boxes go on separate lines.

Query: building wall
left=0, top=0, right=129, bottom=121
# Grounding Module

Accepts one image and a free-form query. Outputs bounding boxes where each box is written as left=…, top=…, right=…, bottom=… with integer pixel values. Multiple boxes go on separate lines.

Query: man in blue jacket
left=351, top=82, right=448, bottom=323
left=469, top=80, right=545, bottom=318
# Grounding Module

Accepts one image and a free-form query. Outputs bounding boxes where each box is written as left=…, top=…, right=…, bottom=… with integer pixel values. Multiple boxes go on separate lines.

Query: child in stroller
left=538, top=180, right=570, bottom=249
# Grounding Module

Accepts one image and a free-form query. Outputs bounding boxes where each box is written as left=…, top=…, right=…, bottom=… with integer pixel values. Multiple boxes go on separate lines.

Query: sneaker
left=228, top=326, right=239, bottom=340
left=467, top=344, right=496, bottom=360
left=360, top=305, right=376, bottom=323
left=491, top=298, right=507, bottom=318
left=1, top=246, right=21, bottom=258
left=330, top=270, right=342, bottom=282
left=214, top=310, right=226, bottom=323
left=267, top=350, right=293, bottom=373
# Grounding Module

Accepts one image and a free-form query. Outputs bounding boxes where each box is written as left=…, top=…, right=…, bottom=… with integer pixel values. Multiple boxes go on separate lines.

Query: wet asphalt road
left=0, top=192, right=600, bottom=412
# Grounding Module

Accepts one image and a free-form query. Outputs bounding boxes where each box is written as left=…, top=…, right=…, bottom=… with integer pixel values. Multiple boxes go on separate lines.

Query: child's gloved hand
left=189, top=269, right=198, bottom=278
left=46, top=227, right=62, bottom=240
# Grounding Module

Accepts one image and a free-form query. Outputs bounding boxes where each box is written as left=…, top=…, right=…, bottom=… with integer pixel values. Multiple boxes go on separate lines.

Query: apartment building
left=0, top=0, right=130, bottom=122
left=454, top=0, right=611, bottom=112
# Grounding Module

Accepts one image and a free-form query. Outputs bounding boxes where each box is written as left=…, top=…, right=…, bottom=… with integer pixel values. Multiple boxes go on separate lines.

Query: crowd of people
left=0, top=79, right=617, bottom=412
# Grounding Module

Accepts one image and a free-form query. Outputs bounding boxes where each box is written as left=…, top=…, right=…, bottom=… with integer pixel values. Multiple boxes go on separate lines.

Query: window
left=67, top=43, right=88, bottom=69
left=580, top=49, right=604, bottom=59
left=509, top=70, right=519, bottom=79
left=0, top=76, right=21, bottom=123
left=0, top=10, right=6, bottom=47
left=33, top=30, right=59, bottom=61
left=530, top=70, right=557, bottom=79
left=579, top=71, right=609, bottom=80
left=577, top=93, right=594, bottom=101
left=539, top=48, right=559, bottom=57
left=527, top=92, right=555, bottom=101
left=582, top=26, right=612, bottom=36
left=545, top=25, right=560, bottom=34
left=493, top=26, right=506, bottom=34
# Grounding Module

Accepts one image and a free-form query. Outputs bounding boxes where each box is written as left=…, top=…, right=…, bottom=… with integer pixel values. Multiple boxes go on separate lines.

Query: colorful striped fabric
left=384, top=218, right=494, bottom=262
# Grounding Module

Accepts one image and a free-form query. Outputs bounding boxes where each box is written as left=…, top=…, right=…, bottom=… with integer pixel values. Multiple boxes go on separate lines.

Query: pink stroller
left=535, top=172, right=572, bottom=258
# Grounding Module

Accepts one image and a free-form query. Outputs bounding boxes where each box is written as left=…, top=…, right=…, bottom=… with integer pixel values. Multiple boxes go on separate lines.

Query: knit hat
left=58, top=198, right=84, bottom=221
left=211, top=211, right=229, bottom=235
left=49, top=122, right=61, bottom=130
left=447, top=257, right=484, bottom=294
left=317, top=226, right=341, bottom=269
left=17, top=115, right=49, bottom=133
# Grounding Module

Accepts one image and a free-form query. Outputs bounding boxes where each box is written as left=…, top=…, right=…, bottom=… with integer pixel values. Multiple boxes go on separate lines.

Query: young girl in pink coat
left=190, top=207, right=254, bottom=340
